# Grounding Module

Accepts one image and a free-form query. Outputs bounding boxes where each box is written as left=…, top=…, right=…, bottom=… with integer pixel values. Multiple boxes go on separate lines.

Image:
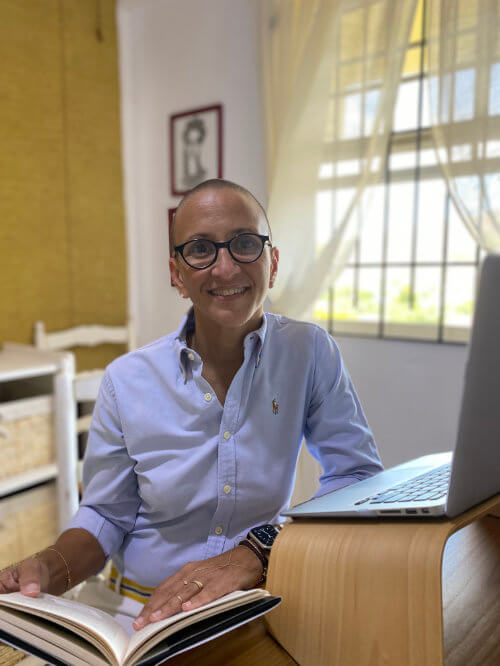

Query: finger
left=148, top=593, right=185, bottom=622
left=181, top=570, right=238, bottom=612
left=181, top=586, right=222, bottom=612
left=133, top=570, right=202, bottom=630
left=18, top=559, right=42, bottom=597
left=0, top=568, right=20, bottom=594
left=133, top=593, right=184, bottom=630
left=134, top=580, right=206, bottom=630
left=133, top=587, right=180, bottom=629
left=150, top=584, right=202, bottom=624
left=132, top=554, right=235, bottom=631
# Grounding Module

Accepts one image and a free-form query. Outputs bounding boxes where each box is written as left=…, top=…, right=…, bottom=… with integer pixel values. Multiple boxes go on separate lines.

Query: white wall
left=118, top=0, right=267, bottom=346
left=336, top=336, right=468, bottom=467
left=291, top=336, right=468, bottom=503
left=117, top=0, right=470, bottom=494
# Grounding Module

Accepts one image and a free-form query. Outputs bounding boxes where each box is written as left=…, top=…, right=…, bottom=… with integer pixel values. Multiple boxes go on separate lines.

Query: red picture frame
left=168, top=207, right=177, bottom=286
left=169, top=104, right=223, bottom=196
left=168, top=207, right=177, bottom=257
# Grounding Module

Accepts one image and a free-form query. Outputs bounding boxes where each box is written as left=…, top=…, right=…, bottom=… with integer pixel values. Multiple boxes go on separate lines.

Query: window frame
left=314, top=0, right=498, bottom=344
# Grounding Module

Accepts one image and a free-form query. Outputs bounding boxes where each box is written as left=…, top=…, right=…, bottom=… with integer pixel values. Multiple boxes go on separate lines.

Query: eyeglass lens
left=182, top=234, right=264, bottom=268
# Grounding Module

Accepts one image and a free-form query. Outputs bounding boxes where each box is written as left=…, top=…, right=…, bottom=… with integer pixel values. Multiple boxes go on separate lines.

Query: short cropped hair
left=170, top=179, right=271, bottom=251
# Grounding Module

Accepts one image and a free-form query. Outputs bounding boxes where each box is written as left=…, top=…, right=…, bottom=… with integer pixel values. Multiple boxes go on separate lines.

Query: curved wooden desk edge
left=265, top=494, right=500, bottom=666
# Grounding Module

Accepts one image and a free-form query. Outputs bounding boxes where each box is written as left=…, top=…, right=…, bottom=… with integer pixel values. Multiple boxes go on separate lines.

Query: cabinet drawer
left=0, top=396, right=54, bottom=479
left=0, top=482, right=58, bottom=569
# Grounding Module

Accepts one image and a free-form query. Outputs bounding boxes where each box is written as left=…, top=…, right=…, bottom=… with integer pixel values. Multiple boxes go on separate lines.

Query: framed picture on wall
left=168, top=207, right=177, bottom=285
left=169, top=104, right=223, bottom=196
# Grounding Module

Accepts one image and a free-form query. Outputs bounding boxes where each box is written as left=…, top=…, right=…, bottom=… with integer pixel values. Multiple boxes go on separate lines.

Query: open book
left=0, top=588, right=281, bottom=665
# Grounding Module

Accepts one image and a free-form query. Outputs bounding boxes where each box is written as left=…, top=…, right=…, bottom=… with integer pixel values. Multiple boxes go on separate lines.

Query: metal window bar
left=408, top=0, right=427, bottom=309
left=352, top=6, right=370, bottom=310
left=324, top=0, right=483, bottom=343
left=378, top=127, right=393, bottom=339
left=437, top=193, right=451, bottom=342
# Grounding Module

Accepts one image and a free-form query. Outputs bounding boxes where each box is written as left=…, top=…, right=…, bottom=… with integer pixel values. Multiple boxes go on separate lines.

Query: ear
left=268, top=247, right=279, bottom=288
left=169, top=257, right=189, bottom=299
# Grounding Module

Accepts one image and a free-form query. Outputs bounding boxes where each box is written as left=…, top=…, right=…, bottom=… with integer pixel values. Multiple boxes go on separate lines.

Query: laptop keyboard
left=354, top=463, right=451, bottom=505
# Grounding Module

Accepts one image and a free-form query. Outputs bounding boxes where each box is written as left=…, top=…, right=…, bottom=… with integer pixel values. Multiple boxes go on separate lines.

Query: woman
left=0, top=179, right=382, bottom=631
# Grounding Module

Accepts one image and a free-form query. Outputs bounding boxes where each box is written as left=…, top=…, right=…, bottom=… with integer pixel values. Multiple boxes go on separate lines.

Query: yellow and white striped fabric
left=107, top=564, right=154, bottom=604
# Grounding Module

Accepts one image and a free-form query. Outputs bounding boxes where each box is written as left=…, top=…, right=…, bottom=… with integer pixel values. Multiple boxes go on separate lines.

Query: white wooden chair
left=33, top=321, right=135, bottom=486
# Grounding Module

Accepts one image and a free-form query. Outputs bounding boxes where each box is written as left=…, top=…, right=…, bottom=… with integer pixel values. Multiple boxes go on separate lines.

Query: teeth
left=212, top=287, right=247, bottom=296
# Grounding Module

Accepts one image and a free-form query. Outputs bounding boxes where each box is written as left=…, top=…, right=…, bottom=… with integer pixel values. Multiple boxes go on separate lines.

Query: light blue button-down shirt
left=67, top=311, right=382, bottom=587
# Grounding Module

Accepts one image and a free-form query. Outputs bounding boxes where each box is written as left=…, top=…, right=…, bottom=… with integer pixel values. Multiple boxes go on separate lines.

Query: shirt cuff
left=312, top=474, right=365, bottom=499
left=65, top=506, right=127, bottom=559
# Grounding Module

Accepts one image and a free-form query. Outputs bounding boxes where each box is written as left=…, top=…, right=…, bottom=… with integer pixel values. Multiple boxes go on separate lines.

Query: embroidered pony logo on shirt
left=272, top=399, right=279, bottom=415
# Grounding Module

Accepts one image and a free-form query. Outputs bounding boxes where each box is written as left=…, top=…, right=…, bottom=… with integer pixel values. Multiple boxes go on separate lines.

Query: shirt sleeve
left=304, top=326, right=383, bottom=498
left=65, top=370, right=141, bottom=558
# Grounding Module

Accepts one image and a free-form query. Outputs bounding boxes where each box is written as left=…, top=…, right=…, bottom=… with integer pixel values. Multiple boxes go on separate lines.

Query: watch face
left=250, top=524, right=279, bottom=548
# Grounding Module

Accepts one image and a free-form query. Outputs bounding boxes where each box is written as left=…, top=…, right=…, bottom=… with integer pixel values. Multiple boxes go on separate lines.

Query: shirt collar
left=174, top=307, right=268, bottom=377
left=243, top=310, right=267, bottom=352
left=173, top=308, right=195, bottom=380
left=173, top=307, right=196, bottom=343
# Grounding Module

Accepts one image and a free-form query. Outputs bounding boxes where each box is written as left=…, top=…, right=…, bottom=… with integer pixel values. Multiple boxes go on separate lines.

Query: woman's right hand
left=0, top=554, right=50, bottom=597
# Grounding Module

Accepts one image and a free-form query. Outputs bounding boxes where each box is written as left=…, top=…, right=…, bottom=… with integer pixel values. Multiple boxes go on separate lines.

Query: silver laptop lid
left=446, top=253, right=500, bottom=517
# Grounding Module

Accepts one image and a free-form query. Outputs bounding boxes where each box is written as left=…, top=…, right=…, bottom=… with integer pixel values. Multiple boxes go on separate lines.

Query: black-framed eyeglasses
left=174, top=233, right=271, bottom=270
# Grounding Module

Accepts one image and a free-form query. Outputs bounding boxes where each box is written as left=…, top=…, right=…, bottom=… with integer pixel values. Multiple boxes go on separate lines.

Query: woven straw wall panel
left=0, top=396, right=54, bottom=480
left=0, top=0, right=127, bottom=372
left=0, top=482, right=58, bottom=570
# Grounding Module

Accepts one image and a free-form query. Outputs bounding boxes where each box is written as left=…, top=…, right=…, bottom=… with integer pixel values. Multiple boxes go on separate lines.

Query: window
left=313, top=0, right=498, bottom=343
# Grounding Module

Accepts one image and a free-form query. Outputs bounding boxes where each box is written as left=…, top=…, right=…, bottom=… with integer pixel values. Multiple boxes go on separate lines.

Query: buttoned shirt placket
left=181, top=333, right=261, bottom=559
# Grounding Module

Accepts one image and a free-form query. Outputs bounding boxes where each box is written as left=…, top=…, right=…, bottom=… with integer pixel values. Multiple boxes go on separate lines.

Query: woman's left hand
left=132, top=545, right=264, bottom=631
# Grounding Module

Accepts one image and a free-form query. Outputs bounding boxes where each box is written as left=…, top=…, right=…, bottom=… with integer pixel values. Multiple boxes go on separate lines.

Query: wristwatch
left=247, top=523, right=282, bottom=551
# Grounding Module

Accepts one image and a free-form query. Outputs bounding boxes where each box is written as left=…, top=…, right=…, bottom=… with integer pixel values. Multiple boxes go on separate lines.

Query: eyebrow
left=184, top=227, right=259, bottom=242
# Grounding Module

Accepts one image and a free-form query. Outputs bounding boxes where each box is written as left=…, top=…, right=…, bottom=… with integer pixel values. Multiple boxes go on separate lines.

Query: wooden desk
left=265, top=495, right=500, bottom=665
left=169, top=496, right=500, bottom=665
left=167, top=618, right=295, bottom=665
left=6, top=499, right=499, bottom=665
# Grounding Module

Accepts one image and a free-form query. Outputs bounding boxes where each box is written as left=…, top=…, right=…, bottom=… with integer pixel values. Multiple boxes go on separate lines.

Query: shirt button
left=187, top=352, right=195, bottom=361
left=223, top=431, right=231, bottom=440
left=215, top=526, right=223, bottom=535
left=223, top=484, right=231, bottom=494
left=204, top=392, right=212, bottom=402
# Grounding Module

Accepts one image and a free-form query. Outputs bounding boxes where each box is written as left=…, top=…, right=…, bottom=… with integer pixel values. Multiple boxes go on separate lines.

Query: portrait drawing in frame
left=169, top=104, right=223, bottom=196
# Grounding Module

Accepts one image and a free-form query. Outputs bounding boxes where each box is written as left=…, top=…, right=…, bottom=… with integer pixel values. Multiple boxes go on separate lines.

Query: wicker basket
left=0, top=396, right=54, bottom=480
left=0, top=482, right=58, bottom=570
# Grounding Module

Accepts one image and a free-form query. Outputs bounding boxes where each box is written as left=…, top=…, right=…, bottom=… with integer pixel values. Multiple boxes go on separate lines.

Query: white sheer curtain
left=258, top=0, right=418, bottom=319
left=258, top=0, right=418, bottom=502
left=426, top=0, right=500, bottom=251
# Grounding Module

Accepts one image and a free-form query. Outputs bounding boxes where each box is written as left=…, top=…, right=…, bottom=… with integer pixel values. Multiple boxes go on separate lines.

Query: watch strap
left=237, top=539, right=268, bottom=583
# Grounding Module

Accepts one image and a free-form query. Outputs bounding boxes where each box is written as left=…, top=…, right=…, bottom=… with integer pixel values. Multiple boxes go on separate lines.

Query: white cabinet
left=0, top=345, right=79, bottom=531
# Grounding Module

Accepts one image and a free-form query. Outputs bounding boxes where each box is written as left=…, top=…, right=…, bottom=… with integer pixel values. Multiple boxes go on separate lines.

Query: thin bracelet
left=237, top=540, right=268, bottom=583
left=40, top=547, right=72, bottom=592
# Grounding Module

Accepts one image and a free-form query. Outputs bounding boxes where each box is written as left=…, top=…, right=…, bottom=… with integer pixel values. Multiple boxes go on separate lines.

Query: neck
left=189, top=308, right=263, bottom=368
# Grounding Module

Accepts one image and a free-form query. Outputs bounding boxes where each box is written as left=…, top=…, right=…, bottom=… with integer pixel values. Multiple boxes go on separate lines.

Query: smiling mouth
left=209, top=287, right=249, bottom=297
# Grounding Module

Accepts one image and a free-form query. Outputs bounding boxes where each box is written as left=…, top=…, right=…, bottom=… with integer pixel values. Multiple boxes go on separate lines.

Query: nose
left=210, top=246, right=240, bottom=277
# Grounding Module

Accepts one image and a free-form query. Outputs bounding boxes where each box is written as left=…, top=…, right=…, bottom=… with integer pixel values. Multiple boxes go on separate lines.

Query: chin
left=210, top=310, right=256, bottom=330
left=205, top=301, right=263, bottom=330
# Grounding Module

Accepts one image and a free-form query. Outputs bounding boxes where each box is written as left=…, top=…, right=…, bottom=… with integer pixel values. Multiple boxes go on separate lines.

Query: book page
left=0, top=588, right=273, bottom=666
left=72, top=576, right=144, bottom=638
left=0, top=592, right=129, bottom=665
left=0, top=607, right=109, bottom=666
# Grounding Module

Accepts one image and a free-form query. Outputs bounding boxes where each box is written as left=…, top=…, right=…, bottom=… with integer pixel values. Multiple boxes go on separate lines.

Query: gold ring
left=190, top=579, right=203, bottom=590
left=182, top=579, right=189, bottom=585
left=176, top=594, right=183, bottom=604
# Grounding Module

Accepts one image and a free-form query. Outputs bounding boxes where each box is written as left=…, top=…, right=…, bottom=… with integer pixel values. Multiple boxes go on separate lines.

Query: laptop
left=285, top=253, right=500, bottom=520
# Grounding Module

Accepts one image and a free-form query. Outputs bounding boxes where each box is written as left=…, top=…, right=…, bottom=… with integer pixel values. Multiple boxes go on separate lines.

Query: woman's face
left=169, top=187, right=279, bottom=333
